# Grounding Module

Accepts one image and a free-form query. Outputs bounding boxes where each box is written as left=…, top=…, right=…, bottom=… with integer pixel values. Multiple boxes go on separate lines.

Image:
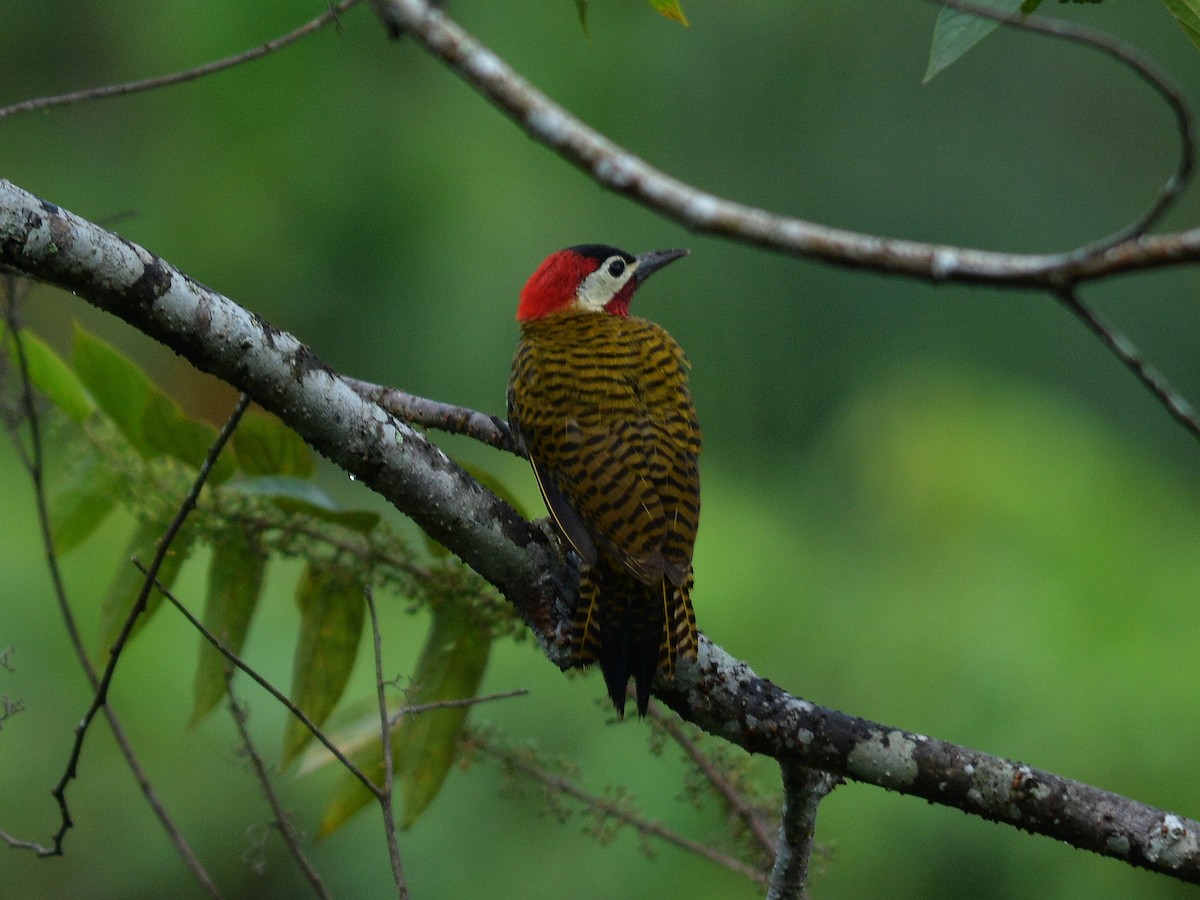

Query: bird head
left=516, top=244, right=688, bottom=322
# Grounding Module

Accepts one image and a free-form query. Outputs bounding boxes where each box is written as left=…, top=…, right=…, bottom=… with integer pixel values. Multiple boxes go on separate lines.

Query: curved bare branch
left=370, top=0, right=1199, bottom=288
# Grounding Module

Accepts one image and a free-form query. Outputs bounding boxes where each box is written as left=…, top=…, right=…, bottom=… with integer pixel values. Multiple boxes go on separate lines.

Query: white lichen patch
left=1145, top=814, right=1199, bottom=868
left=846, top=729, right=918, bottom=789
left=1106, top=833, right=1131, bottom=857
left=963, top=759, right=1019, bottom=814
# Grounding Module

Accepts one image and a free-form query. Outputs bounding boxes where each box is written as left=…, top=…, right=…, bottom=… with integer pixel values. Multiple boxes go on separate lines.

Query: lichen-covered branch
left=4, top=177, right=1200, bottom=885
left=767, top=762, right=835, bottom=900
left=0, top=176, right=571, bottom=665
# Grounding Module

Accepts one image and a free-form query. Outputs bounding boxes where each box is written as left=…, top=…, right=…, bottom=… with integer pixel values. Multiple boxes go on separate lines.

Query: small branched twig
left=364, top=584, right=410, bottom=899
left=369, top=0, right=1200, bottom=450
left=471, top=731, right=771, bottom=885
left=386, top=689, right=529, bottom=729
left=225, top=674, right=331, bottom=899
left=646, top=704, right=778, bottom=858
left=0, top=0, right=363, bottom=121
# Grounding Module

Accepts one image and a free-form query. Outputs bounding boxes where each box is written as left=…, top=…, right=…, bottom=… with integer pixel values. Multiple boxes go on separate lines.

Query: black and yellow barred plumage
left=508, top=247, right=701, bottom=716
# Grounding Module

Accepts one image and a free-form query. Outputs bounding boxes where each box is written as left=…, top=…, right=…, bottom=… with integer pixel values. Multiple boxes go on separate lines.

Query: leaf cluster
left=1, top=320, right=516, bottom=833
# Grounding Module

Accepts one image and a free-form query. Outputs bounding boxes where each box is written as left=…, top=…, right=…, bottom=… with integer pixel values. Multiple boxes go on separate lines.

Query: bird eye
left=607, top=259, right=626, bottom=278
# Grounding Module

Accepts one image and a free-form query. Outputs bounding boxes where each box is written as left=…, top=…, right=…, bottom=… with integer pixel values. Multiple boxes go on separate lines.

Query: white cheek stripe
left=576, top=261, right=637, bottom=310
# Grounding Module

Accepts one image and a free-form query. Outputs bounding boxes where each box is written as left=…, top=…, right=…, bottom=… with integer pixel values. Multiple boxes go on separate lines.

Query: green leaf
left=2, top=328, right=94, bottom=423
left=317, top=598, right=491, bottom=835
left=71, top=326, right=235, bottom=483
left=394, top=601, right=490, bottom=829
left=1166, top=0, right=1200, bottom=51
left=923, top=0, right=1025, bottom=84
left=231, top=410, right=314, bottom=477
left=72, top=325, right=156, bottom=454
left=235, top=476, right=381, bottom=533
left=281, top=564, right=365, bottom=766
left=96, top=517, right=194, bottom=661
left=649, top=0, right=689, bottom=26
left=49, top=446, right=126, bottom=554
left=574, top=0, right=588, bottom=35
left=190, top=531, right=267, bottom=724
left=144, top=391, right=237, bottom=485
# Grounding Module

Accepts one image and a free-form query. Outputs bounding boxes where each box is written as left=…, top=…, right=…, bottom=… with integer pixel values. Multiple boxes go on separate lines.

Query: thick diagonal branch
left=3, top=179, right=1200, bottom=885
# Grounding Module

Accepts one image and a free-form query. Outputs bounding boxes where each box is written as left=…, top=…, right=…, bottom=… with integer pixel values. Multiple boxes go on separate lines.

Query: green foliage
left=191, top=530, right=267, bottom=724
left=1, top=327, right=93, bottom=423
left=231, top=409, right=315, bottom=477
left=96, top=516, right=194, bottom=660
left=4, top=321, right=510, bottom=830
left=573, top=0, right=689, bottom=34
left=315, top=596, right=491, bottom=835
left=49, top=444, right=126, bottom=554
left=1166, top=0, right=1200, bottom=50
left=649, top=0, right=689, bottom=27
left=925, top=0, right=1116, bottom=83
left=283, top=563, right=366, bottom=765
left=924, top=0, right=1027, bottom=84
left=72, top=325, right=235, bottom=483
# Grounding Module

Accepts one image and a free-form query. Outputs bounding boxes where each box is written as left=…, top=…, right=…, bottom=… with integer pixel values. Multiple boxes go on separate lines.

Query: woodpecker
left=507, top=244, right=701, bottom=717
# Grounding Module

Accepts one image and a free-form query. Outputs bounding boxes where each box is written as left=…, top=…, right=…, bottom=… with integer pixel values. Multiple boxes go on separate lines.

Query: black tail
left=573, top=566, right=696, bottom=717
left=598, top=587, right=660, bottom=717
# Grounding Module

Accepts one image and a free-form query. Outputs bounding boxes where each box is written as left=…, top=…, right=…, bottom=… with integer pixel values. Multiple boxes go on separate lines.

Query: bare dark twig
left=225, top=676, right=331, bottom=900
left=473, top=732, right=770, bottom=885
left=0, top=0, right=363, bottom=120
left=1055, top=286, right=1200, bottom=440
left=1, top=280, right=221, bottom=894
left=386, top=689, right=529, bottom=729
left=646, top=705, right=778, bottom=858
left=364, top=584, right=409, bottom=898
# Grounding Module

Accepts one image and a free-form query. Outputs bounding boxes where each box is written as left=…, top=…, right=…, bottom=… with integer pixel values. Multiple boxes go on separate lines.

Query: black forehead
left=567, top=244, right=635, bottom=263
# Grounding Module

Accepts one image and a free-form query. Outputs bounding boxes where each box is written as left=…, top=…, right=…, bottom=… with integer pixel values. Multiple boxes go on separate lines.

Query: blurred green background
left=5, top=1, right=1200, bottom=897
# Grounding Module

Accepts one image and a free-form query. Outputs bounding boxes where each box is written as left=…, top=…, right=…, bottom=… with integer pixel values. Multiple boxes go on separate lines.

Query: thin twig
left=473, top=733, right=770, bottom=885
left=0, top=0, right=363, bottom=120
left=364, top=584, right=409, bottom=898
left=766, top=762, right=836, bottom=900
left=137, top=561, right=383, bottom=797
left=225, top=674, right=331, bottom=900
left=387, top=689, right=529, bottom=729
left=646, top=704, right=778, bottom=857
left=1055, top=286, right=1200, bottom=441
left=344, top=376, right=521, bottom=455
left=1, top=281, right=222, bottom=895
